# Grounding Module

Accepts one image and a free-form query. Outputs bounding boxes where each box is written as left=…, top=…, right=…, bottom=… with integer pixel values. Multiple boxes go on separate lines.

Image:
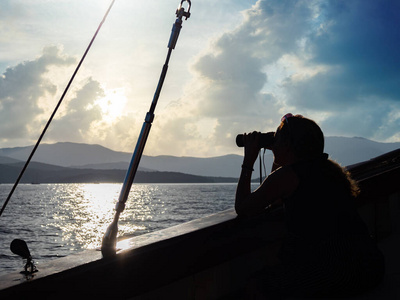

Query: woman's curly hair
left=278, top=115, right=360, bottom=198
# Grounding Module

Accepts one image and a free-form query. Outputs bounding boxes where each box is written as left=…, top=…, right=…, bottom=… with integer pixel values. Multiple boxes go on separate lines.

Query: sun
left=96, top=88, right=127, bottom=122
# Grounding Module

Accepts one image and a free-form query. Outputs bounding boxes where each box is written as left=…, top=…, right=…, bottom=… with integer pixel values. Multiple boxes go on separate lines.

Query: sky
left=1, top=0, right=399, bottom=157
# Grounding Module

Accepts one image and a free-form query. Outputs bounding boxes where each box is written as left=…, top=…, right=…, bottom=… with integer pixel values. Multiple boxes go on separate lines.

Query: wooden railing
left=349, top=149, right=400, bottom=241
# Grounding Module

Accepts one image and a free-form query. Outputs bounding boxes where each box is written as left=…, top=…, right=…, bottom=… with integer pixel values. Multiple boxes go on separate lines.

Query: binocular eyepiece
left=236, top=132, right=275, bottom=149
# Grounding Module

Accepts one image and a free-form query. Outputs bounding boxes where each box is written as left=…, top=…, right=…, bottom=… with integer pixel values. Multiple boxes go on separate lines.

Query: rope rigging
left=0, top=0, right=116, bottom=218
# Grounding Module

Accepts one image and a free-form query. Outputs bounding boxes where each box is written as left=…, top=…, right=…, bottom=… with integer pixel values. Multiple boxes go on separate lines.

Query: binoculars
left=235, top=132, right=275, bottom=149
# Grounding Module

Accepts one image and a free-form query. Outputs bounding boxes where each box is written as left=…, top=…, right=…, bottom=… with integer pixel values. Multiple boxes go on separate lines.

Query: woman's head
left=274, top=114, right=324, bottom=161
left=273, top=113, right=359, bottom=197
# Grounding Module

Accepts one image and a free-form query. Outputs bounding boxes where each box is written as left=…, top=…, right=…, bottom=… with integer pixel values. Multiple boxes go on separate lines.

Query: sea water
left=0, top=183, right=239, bottom=276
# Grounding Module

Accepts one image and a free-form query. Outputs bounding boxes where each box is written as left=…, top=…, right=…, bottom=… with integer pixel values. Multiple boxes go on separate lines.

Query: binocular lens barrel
left=235, top=132, right=275, bottom=149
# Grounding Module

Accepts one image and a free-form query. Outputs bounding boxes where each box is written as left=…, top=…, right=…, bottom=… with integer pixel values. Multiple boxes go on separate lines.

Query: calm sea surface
left=0, top=183, right=240, bottom=276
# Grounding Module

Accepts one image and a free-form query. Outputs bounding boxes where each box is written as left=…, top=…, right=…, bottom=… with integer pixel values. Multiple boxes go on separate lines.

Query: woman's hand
left=242, top=131, right=261, bottom=167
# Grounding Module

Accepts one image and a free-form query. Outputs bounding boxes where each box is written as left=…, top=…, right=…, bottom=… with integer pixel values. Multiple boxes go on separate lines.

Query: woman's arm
left=234, top=131, right=299, bottom=216
left=235, top=165, right=299, bottom=217
left=235, top=164, right=256, bottom=215
left=234, top=131, right=262, bottom=216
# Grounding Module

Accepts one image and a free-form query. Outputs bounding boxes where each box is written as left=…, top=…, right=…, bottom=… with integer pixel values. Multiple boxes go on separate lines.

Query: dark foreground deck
left=0, top=149, right=399, bottom=299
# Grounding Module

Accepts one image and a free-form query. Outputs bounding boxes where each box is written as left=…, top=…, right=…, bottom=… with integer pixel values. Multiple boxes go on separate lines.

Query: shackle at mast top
left=177, top=0, right=191, bottom=20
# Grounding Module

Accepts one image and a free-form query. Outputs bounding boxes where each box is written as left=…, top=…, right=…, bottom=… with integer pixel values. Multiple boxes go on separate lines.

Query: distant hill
left=0, top=142, right=246, bottom=177
left=0, top=137, right=399, bottom=178
left=0, top=156, right=21, bottom=164
left=0, top=161, right=237, bottom=184
left=325, top=137, right=400, bottom=166
left=0, top=142, right=132, bottom=167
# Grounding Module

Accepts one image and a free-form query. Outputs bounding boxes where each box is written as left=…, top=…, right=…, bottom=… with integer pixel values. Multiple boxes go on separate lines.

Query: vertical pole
left=101, top=1, right=191, bottom=257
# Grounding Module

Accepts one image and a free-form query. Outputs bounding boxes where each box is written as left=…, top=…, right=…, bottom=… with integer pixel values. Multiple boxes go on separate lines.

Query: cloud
left=1, top=0, right=399, bottom=156
left=282, top=0, right=400, bottom=138
left=320, top=97, right=400, bottom=140
left=159, top=0, right=315, bottom=155
left=173, top=0, right=400, bottom=156
left=0, top=43, right=162, bottom=152
left=0, top=46, right=75, bottom=144
left=47, top=78, right=104, bottom=142
left=0, top=45, right=123, bottom=148
left=191, top=0, right=313, bottom=112
left=286, top=0, right=400, bottom=102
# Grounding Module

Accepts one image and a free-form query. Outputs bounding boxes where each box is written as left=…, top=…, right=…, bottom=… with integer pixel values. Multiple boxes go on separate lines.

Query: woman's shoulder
left=268, top=165, right=300, bottom=198
left=270, top=164, right=297, bottom=179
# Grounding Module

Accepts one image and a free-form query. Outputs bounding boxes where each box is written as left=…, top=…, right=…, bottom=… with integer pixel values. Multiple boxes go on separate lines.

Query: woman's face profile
left=273, top=127, right=286, bottom=165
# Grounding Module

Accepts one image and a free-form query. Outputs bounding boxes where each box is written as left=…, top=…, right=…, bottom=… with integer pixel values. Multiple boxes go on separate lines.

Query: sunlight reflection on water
left=0, top=183, right=237, bottom=275
left=53, top=184, right=119, bottom=249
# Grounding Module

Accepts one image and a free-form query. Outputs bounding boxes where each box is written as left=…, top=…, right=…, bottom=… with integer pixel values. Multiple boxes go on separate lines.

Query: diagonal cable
left=0, top=0, right=116, bottom=218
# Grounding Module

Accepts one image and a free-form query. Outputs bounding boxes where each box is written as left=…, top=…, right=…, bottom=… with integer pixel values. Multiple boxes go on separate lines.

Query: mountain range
left=0, top=137, right=399, bottom=183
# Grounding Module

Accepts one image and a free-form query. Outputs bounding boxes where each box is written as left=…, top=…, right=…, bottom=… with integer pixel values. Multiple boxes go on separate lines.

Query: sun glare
left=96, top=88, right=127, bottom=121
left=56, top=183, right=120, bottom=249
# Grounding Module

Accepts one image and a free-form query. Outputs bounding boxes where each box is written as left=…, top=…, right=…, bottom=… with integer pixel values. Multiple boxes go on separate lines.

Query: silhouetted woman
left=235, top=114, right=385, bottom=298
